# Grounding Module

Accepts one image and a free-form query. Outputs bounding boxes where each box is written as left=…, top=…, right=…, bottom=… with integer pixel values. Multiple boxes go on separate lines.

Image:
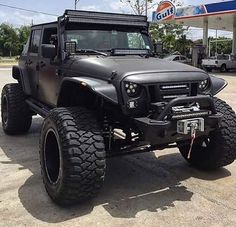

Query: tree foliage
left=120, top=0, right=187, bottom=54
left=120, top=0, right=154, bottom=15
left=120, top=0, right=183, bottom=15
left=208, top=37, right=232, bottom=55
left=0, top=24, right=30, bottom=57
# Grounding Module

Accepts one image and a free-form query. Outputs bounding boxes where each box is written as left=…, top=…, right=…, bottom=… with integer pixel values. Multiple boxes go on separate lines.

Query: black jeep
left=1, top=10, right=236, bottom=205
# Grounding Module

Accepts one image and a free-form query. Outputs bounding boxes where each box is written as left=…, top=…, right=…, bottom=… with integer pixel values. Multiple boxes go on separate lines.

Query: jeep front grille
left=148, top=82, right=198, bottom=103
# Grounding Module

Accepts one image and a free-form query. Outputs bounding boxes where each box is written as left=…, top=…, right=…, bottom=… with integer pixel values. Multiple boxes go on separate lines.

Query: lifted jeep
left=2, top=10, right=236, bottom=205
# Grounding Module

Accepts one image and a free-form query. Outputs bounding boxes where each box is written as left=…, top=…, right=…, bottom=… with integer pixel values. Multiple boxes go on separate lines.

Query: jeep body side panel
left=58, top=77, right=118, bottom=105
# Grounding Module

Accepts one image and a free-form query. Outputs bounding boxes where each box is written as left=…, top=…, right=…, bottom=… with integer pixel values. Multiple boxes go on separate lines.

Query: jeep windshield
left=65, top=29, right=152, bottom=55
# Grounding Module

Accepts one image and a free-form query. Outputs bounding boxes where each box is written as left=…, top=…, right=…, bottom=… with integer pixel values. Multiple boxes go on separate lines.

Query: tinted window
left=29, top=30, right=41, bottom=53
left=180, top=56, right=186, bottom=60
left=65, top=30, right=151, bottom=50
left=42, top=27, right=57, bottom=44
left=127, top=33, right=146, bottom=49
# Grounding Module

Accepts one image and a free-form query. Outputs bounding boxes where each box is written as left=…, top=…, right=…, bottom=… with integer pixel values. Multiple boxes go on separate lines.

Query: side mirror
left=65, top=41, right=77, bottom=55
left=41, top=44, right=56, bottom=59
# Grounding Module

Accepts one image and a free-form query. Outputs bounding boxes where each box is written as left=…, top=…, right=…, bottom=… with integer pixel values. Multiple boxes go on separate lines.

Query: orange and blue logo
left=154, top=1, right=176, bottom=22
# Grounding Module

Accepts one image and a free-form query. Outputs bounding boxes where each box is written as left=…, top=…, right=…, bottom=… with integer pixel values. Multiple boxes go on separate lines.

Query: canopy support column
left=203, top=19, right=209, bottom=55
left=232, top=24, right=236, bottom=55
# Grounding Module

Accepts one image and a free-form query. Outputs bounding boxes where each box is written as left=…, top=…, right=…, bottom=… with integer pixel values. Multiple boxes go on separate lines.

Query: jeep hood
left=65, top=56, right=208, bottom=83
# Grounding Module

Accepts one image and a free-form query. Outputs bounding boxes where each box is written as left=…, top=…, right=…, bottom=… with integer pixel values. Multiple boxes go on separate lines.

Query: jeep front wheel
left=39, top=107, right=106, bottom=205
left=1, top=83, right=32, bottom=135
left=178, top=98, right=236, bottom=170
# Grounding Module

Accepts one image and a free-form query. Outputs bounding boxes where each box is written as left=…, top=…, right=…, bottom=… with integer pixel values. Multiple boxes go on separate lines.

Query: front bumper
left=134, top=96, right=222, bottom=145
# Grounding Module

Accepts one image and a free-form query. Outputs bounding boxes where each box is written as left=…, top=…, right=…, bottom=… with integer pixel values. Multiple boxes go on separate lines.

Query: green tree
left=18, top=26, right=31, bottom=53
left=208, top=36, right=232, bottom=55
left=120, top=0, right=183, bottom=15
left=0, top=24, right=20, bottom=57
left=121, top=0, right=186, bottom=54
left=0, top=24, right=30, bottom=57
left=120, top=0, right=155, bottom=15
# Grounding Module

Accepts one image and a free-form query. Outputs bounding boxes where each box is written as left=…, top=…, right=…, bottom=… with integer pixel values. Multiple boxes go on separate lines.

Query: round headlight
left=124, top=82, right=140, bottom=97
left=199, top=79, right=209, bottom=91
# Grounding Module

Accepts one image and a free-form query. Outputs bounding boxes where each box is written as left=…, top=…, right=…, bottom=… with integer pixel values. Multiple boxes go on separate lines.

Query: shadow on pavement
left=0, top=117, right=231, bottom=223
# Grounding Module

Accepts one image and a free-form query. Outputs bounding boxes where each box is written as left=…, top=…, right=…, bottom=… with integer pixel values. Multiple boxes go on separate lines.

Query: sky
left=0, top=0, right=232, bottom=40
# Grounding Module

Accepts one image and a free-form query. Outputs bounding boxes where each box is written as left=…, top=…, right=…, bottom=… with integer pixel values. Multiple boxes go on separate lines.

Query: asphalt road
left=0, top=68, right=236, bottom=227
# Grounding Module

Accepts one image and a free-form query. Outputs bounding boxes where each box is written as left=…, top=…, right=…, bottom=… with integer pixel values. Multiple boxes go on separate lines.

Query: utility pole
left=75, top=0, right=80, bottom=10
left=216, top=29, right=218, bottom=56
left=145, top=0, right=148, bottom=16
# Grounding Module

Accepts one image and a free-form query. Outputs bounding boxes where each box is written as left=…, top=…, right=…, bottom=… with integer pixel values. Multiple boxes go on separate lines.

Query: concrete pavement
left=0, top=69, right=236, bottom=227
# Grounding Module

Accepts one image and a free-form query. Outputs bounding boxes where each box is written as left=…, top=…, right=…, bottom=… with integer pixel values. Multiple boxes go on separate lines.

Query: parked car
left=164, top=54, right=191, bottom=64
left=1, top=10, right=236, bottom=206
left=202, top=54, right=236, bottom=72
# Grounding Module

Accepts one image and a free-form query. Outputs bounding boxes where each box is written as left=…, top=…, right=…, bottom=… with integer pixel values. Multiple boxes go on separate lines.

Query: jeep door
left=26, top=29, right=42, bottom=97
left=38, top=25, right=59, bottom=106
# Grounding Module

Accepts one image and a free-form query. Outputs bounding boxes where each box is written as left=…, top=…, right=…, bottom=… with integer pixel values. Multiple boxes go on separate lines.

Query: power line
left=0, top=3, right=58, bottom=17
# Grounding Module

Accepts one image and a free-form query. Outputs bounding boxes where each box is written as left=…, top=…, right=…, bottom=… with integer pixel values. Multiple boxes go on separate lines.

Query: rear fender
left=12, top=66, right=31, bottom=95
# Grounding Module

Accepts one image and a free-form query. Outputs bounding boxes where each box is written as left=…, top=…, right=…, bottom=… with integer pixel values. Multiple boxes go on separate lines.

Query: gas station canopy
left=152, top=0, right=236, bottom=54
left=152, top=0, right=236, bottom=31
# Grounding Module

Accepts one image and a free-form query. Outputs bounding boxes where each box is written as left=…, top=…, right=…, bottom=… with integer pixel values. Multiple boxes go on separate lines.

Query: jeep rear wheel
left=1, top=83, right=32, bottom=135
left=39, top=107, right=106, bottom=205
left=178, top=98, right=236, bottom=170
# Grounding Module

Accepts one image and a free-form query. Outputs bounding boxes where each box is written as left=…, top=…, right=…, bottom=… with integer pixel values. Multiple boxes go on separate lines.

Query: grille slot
left=148, top=83, right=197, bottom=102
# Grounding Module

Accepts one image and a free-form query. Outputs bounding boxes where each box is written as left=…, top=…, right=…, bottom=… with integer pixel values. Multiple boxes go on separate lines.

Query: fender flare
left=210, top=75, right=228, bottom=96
left=12, top=66, right=21, bottom=80
left=58, top=77, right=118, bottom=105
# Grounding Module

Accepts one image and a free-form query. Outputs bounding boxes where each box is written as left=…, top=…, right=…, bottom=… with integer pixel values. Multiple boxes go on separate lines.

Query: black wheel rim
left=44, top=129, right=61, bottom=184
left=2, top=95, right=8, bottom=125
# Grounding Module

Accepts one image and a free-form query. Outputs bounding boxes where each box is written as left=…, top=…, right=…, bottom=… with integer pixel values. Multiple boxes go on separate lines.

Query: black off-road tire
left=178, top=98, right=236, bottom=170
left=39, top=107, right=106, bottom=205
left=1, top=83, right=32, bottom=135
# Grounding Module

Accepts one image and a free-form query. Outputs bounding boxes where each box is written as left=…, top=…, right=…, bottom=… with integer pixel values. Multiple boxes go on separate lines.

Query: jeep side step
left=26, top=98, right=51, bottom=117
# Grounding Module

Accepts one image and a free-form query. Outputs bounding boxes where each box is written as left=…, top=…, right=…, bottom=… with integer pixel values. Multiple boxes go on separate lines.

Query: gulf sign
left=152, top=1, right=176, bottom=22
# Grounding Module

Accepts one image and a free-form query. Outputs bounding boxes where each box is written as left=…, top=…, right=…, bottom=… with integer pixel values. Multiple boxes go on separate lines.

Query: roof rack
left=61, top=10, right=148, bottom=27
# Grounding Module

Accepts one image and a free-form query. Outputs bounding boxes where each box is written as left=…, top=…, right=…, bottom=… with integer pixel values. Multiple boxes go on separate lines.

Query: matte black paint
left=12, top=10, right=227, bottom=147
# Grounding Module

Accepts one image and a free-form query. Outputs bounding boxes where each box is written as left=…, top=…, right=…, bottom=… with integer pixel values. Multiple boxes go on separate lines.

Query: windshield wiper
left=77, top=49, right=108, bottom=56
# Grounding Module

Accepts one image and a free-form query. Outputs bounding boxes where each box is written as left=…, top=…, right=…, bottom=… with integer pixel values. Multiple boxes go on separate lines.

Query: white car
left=202, top=54, right=236, bottom=72
left=164, top=55, right=191, bottom=64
